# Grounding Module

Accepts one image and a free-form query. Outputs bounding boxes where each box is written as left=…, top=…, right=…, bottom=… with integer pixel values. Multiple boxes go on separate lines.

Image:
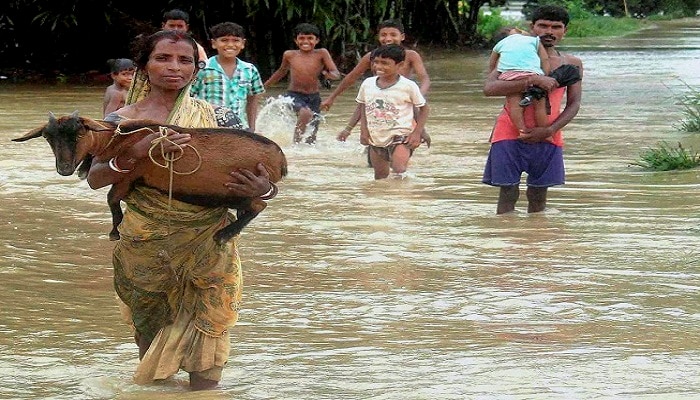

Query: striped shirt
left=190, top=56, right=265, bottom=128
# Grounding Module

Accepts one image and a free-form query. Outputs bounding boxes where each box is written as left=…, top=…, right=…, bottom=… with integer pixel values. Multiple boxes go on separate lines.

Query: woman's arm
left=86, top=131, right=191, bottom=189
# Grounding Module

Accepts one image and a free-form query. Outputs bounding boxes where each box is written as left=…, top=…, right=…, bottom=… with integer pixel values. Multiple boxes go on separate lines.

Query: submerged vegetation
left=674, top=83, right=700, bottom=132
left=634, top=142, right=700, bottom=171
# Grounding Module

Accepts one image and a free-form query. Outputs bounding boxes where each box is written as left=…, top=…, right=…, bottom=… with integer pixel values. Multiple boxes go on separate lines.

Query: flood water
left=1, top=19, right=699, bottom=400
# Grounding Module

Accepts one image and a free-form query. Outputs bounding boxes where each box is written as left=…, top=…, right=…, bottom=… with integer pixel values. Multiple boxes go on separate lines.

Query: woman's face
left=146, top=38, right=197, bottom=90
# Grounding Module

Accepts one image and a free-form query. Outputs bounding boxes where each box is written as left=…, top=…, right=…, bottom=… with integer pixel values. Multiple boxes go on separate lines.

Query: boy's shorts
left=482, top=140, right=564, bottom=187
left=369, top=135, right=413, bottom=162
left=285, top=91, right=321, bottom=113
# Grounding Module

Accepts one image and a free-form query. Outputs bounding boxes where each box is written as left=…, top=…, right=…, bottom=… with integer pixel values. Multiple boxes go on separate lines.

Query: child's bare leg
left=533, top=98, right=548, bottom=127
left=390, top=144, right=412, bottom=175
left=369, top=147, right=391, bottom=179
left=305, top=117, right=320, bottom=144
left=294, top=107, right=314, bottom=143
left=506, top=95, right=527, bottom=133
left=338, top=104, right=361, bottom=141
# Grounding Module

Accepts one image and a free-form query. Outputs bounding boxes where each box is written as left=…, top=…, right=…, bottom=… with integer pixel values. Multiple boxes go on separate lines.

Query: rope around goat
left=148, top=126, right=203, bottom=241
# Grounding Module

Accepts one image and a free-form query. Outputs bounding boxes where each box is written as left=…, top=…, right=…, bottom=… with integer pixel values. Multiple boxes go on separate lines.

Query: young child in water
left=356, top=45, right=428, bottom=180
left=488, top=27, right=550, bottom=133
left=102, top=58, right=135, bottom=116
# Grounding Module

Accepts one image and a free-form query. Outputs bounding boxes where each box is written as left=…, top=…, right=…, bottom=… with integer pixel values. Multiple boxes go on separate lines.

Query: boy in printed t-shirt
left=356, top=45, right=429, bottom=180
left=322, top=19, right=430, bottom=146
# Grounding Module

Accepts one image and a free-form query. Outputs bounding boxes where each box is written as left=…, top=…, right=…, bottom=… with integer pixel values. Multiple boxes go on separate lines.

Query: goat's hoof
left=213, top=231, right=227, bottom=245
left=109, top=232, right=120, bottom=241
left=213, top=230, right=240, bottom=245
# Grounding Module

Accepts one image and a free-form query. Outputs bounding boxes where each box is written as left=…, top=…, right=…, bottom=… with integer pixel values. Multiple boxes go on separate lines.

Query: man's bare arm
left=483, top=68, right=557, bottom=97
left=520, top=57, right=584, bottom=142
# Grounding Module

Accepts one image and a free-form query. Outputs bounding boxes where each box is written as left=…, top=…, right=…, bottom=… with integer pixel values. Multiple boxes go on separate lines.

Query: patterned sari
left=115, top=69, right=242, bottom=383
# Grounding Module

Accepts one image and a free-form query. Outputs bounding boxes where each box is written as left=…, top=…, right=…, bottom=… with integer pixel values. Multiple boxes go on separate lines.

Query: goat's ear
left=80, top=117, right=113, bottom=132
left=12, top=126, right=45, bottom=142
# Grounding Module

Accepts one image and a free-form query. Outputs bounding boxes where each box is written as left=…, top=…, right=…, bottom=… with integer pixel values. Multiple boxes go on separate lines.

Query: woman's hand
left=119, top=129, right=191, bottom=166
left=225, top=163, right=272, bottom=197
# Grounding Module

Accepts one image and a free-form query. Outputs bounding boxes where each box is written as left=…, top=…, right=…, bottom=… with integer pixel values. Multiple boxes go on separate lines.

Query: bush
left=674, top=82, right=700, bottom=132
left=477, top=8, right=526, bottom=43
left=633, top=141, right=700, bottom=171
left=566, top=15, right=644, bottom=37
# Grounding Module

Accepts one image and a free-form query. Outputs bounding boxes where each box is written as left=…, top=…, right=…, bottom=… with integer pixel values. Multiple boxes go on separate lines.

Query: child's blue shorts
left=482, top=140, right=565, bottom=187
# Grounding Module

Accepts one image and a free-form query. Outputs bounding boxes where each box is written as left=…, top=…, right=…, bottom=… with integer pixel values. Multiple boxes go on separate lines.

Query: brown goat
left=13, top=112, right=287, bottom=244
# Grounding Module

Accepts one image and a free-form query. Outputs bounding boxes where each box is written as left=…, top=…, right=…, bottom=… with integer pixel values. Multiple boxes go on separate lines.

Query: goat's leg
left=213, top=198, right=267, bottom=244
left=107, top=183, right=130, bottom=241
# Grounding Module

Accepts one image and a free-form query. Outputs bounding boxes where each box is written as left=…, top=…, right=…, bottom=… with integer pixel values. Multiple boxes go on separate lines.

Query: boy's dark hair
left=133, top=30, right=198, bottom=69
left=293, top=23, right=320, bottom=38
left=210, top=22, right=246, bottom=39
left=163, top=9, right=190, bottom=24
left=377, top=19, right=405, bottom=34
left=107, top=58, right=135, bottom=73
left=371, top=44, right=405, bottom=64
left=531, top=5, right=570, bottom=26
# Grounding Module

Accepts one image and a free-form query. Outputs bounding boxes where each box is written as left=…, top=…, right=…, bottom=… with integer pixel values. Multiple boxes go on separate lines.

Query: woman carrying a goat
left=87, top=30, right=274, bottom=390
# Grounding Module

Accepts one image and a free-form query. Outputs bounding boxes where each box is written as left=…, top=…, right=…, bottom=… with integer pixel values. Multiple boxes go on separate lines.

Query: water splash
left=255, top=95, right=324, bottom=146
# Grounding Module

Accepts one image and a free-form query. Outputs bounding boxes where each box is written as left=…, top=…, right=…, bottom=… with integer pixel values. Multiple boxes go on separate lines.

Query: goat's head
left=13, top=111, right=113, bottom=176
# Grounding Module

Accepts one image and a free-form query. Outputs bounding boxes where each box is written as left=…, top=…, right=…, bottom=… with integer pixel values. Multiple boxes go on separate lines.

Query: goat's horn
left=70, top=110, right=79, bottom=118
left=48, top=111, right=57, bottom=123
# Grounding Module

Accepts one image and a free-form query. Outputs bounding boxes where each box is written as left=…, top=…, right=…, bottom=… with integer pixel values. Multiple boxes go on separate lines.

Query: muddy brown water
left=1, top=19, right=699, bottom=399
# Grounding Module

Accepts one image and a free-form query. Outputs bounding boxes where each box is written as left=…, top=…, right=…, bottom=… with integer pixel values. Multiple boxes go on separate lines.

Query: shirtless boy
left=102, top=58, right=135, bottom=116
left=264, top=23, right=340, bottom=144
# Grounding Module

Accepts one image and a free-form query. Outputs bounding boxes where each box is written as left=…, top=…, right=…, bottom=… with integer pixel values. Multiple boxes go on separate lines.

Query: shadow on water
left=1, top=18, right=699, bottom=399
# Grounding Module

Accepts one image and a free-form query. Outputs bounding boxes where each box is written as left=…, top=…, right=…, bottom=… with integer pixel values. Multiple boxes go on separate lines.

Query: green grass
left=566, top=16, right=646, bottom=37
left=674, top=83, right=700, bottom=132
left=478, top=9, right=646, bottom=42
left=633, top=141, right=700, bottom=171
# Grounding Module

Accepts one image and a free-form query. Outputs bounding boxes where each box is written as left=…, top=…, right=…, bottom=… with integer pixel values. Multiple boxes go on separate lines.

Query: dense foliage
left=0, top=0, right=493, bottom=80
left=524, top=0, right=699, bottom=18
left=0, top=0, right=696, bottom=80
